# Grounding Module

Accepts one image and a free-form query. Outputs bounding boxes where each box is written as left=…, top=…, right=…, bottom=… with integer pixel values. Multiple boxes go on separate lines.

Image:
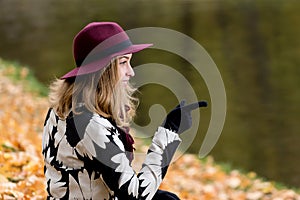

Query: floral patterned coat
left=42, top=107, right=181, bottom=200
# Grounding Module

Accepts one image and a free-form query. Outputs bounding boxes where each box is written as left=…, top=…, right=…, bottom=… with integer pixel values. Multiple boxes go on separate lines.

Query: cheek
left=118, top=67, right=126, bottom=78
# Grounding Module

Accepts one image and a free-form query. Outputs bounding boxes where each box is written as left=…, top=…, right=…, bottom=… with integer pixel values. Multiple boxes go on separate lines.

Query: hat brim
left=61, top=43, right=152, bottom=79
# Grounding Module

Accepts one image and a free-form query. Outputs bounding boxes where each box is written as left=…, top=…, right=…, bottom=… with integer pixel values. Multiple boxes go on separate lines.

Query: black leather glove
left=162, top=100, right=207, bottom=134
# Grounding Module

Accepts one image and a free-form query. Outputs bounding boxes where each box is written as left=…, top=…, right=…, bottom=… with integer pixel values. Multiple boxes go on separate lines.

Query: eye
left=119, top=60, right=127, bottom=65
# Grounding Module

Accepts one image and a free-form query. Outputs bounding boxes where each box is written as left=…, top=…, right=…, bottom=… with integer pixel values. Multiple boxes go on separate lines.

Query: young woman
left=42, top=22, right=206, bottom=200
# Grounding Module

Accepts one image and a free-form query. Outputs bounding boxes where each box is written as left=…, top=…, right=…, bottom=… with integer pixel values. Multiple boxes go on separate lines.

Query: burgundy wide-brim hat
left=61, top=22, right=152, bottom=79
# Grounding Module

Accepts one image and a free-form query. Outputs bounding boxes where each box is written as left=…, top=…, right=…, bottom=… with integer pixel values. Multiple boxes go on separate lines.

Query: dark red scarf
left=117, top=126, right=135, bottom=163
left=108, top=118, right=135, bottom=162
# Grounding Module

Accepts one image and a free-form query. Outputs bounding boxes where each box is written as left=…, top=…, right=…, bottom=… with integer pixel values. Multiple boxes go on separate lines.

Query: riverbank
left=0, top=58, right=299, bottom=199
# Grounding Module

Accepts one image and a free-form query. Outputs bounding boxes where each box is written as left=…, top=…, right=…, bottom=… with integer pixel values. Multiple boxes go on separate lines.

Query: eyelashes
left=119, top=61, right=127, bottom=65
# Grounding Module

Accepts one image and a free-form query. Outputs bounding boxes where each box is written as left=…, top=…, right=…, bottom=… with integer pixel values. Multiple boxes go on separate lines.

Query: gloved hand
left=162, top=100, right=207, bottom=134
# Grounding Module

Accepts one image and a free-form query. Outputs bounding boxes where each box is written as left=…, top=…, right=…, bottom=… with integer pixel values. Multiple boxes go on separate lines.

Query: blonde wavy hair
left=48, top=58, right=138, bottom=127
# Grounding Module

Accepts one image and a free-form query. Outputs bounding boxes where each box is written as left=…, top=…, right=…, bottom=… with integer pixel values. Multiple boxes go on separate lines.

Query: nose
left=126, top=64, right=135, bottom=77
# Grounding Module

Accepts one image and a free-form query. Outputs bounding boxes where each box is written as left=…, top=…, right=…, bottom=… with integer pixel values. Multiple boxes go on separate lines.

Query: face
left=117, top=54, right=134, bottom=85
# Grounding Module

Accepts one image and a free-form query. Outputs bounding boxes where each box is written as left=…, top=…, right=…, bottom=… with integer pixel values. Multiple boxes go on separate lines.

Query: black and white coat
left=42, top=107, right=181, bottom=200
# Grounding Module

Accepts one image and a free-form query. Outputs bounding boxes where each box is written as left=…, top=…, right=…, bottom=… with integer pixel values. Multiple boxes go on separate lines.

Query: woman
left=42, top=22, right=206, bottom=200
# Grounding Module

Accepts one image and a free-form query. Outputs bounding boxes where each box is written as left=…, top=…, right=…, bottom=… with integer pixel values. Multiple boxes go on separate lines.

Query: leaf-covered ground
left=0, top=61, right=299, bottom=200
left=0, top=62, right=48, bottom=199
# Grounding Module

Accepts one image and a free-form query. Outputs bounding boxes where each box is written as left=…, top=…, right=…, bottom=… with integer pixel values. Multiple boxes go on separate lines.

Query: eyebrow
left=118, top=56, right=131, bottom=59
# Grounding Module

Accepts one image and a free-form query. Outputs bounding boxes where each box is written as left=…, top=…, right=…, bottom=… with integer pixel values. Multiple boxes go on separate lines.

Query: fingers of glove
left=198, top=101, right=208, bottom=107
left=169, top=100, right=207, bottom=118
left=163, top=100, right=207, bottom=133
left=174, top=99, right=186, bottom=109
left=178, top=101, right=206, bottom=130
left=181, top=101, right=208, bottom=111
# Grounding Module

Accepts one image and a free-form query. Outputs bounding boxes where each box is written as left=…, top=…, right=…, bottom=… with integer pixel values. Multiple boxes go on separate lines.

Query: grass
left=0, top=58, right=48, bottom=96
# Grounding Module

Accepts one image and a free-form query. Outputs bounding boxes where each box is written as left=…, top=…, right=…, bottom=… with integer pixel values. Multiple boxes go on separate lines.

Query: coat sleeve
left=82, top=114, right=181, bottom=200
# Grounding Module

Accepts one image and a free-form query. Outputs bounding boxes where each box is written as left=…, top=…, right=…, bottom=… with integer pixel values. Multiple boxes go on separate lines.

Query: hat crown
left=73, top=22, right=129, bottom=67
left=61, top=21, right=151, bottom=79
